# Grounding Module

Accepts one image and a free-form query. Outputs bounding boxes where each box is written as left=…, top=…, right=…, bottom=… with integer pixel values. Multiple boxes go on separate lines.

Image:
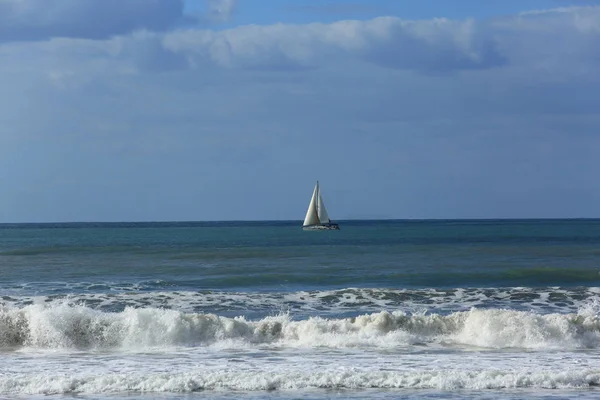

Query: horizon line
left=0, top=217, right=599, bottom=225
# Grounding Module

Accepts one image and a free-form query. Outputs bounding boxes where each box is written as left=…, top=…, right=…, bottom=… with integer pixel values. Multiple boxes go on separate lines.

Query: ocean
left=0, top=219, right=599, bottom=399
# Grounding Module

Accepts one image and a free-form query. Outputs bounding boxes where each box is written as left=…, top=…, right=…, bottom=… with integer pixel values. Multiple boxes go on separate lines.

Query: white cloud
left=129, top=6, right=600, bottom=73
left=2, top=5, right=599, bottom=74
left=159, top=16, right=504, bottom=71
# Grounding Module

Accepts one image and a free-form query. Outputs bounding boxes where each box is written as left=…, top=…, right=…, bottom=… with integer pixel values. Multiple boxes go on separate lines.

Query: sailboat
left=302, top=181, right=340, bottom=230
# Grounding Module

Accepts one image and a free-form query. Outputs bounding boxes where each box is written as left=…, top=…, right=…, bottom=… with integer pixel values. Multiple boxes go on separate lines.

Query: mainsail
left=317, top=191, right=330, bottom=223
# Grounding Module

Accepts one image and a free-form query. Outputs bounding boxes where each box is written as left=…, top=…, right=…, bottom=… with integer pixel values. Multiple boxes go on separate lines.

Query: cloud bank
left=1, top=5, right=597, bottom=76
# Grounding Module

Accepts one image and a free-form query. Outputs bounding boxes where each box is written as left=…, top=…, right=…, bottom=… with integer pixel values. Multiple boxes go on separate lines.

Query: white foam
left=0, top=367, right=598, bottom=394
left=1, top=302, right=598, bottom=351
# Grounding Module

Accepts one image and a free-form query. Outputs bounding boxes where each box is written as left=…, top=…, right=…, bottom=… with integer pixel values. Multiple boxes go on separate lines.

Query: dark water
left=1, top=219, right=600, bottom=293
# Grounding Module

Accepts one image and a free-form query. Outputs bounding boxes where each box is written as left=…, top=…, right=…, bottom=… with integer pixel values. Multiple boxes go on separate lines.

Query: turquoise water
left=2, top=219, right=600, bottom=291
left=0, top=220, right=599, bottom=398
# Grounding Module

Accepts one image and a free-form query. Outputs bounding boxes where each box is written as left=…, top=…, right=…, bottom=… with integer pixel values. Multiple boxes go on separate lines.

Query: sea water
left=0, top=219, right=599, bottom=399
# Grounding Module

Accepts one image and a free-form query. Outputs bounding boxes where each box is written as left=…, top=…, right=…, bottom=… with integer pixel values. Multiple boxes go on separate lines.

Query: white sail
left=302, top=181, right=339, bottom=230
left=317, top=189, right=330, bottom=223
left=303, top=183, right=320, bottom=226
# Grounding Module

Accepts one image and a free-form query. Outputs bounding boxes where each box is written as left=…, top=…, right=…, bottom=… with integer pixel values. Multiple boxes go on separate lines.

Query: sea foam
left=0, top=368, right=599, bottom=395
left=0, top=301, right=598, bottom=351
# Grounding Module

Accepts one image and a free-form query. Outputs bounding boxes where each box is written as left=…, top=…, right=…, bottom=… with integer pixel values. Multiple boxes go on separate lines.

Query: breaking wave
left=0, top=301, right=599, bottom=351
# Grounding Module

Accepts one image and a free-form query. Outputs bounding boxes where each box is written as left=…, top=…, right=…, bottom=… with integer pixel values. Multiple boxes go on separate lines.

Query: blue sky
left=185, top=0, right=600, bottom=25
left=0, top=0, right=599, bottom=222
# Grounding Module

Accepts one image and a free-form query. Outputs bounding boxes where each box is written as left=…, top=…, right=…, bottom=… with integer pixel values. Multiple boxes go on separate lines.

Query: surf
left=1, top=301, right=598, bottom=351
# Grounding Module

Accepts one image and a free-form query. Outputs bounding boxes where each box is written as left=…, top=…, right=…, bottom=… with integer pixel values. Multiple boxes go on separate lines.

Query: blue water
left=0, top=220, right=599, bottom=398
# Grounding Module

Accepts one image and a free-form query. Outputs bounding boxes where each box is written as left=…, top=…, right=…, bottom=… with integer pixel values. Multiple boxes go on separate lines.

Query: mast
left=315, top=180, right=319, bottom=218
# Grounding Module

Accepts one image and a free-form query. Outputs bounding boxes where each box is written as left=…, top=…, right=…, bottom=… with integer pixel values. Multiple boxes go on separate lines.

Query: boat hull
left=302, top=223, right=340, bottom=231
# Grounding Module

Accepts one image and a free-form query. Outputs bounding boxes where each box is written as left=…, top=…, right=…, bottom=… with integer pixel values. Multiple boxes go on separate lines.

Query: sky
left=1, top=0, right=600, bottom=222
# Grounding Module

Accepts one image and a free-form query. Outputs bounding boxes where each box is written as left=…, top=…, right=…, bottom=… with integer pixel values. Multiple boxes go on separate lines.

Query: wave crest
left=0, top=302, right=598, bottom=350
